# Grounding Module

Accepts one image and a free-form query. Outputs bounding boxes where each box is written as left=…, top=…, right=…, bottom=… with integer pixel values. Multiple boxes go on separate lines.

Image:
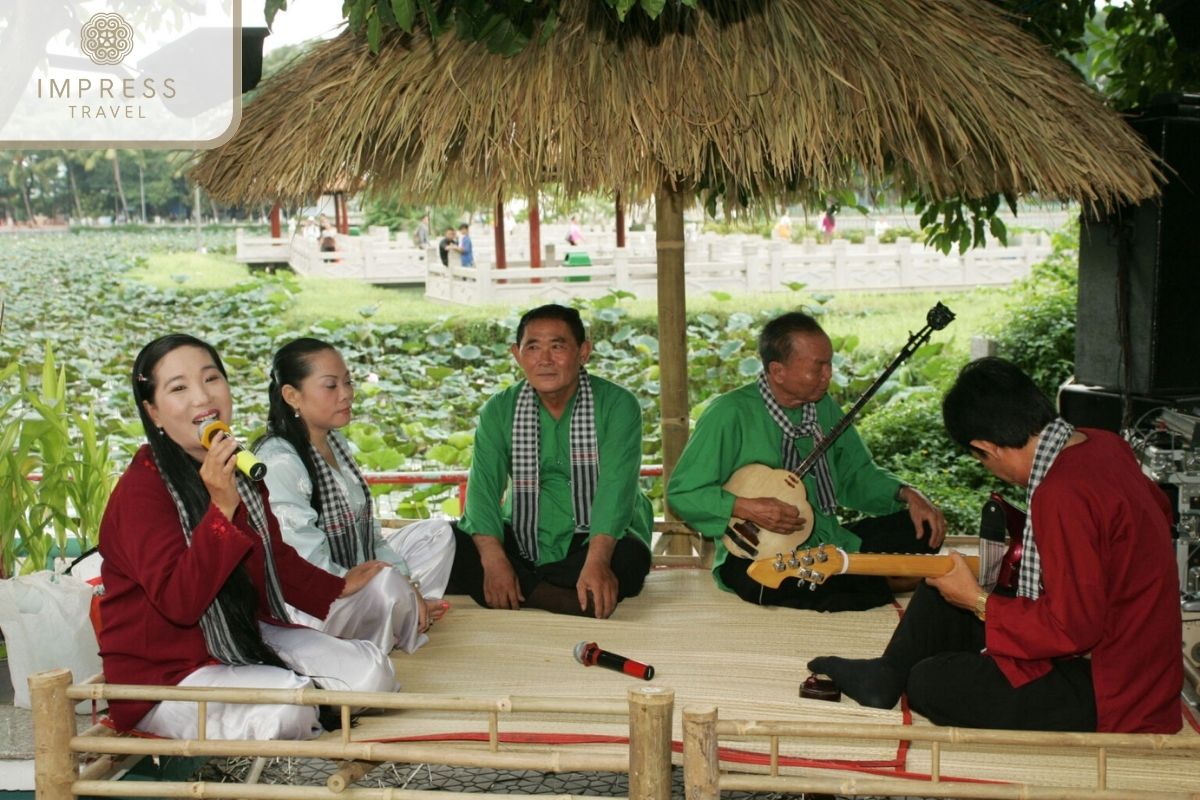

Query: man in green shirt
left=447, top=305, right=653, bottom=618
left=668, top=311, right=946, bottom=612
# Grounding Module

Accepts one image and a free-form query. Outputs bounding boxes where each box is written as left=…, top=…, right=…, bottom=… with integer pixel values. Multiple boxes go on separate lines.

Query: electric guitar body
left=721, top=464, right=816, bottom=560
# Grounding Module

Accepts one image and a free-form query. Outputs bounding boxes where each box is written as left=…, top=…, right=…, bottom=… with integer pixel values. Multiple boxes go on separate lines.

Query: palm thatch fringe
left=193, top=0, right=1159, bottom=210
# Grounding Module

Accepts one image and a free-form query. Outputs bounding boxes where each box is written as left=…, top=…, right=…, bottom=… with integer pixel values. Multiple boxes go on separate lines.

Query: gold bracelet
left=974, top=591, right=989, bottom=621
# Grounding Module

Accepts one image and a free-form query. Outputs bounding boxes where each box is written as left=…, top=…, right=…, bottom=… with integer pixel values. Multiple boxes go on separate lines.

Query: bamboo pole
left=682, top=705, right=719, bottom=800
left=717, top=773, right=1200, bottom=800
left=30, top=668, right=77, bottom=800
left=66, top=685, right=625, bottom=717
left=70, top=735, right=627, bottom=773
left=714, top=720, right=1200, bottom=752
left=73, top=783, right=610, bottom=800
left=654, top=180, right=692, bottom=557
left=328, top=760, right=384, bottom=793
left=627, top=685, right=674, bottom=800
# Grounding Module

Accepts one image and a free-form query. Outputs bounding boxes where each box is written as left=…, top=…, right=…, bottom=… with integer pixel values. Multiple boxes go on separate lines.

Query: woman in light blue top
left=255, top=338, right=454, bottom=653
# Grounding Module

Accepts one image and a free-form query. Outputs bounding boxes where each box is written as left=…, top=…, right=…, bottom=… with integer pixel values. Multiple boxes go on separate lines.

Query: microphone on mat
left=198, top=419, right=268, bottom=481
left=574, top=641, right=655, bottom=681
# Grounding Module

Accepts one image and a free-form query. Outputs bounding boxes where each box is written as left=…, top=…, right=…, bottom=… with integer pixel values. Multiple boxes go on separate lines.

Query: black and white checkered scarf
left=158, top=458, right=291, bottom=666
left=757, top=372, right=837, bottom=514
left=511, top=369, right=599, bottom=563
left=1017, top=418, right=1076, bottom=601
left=309, top=430, right=376, bottom=570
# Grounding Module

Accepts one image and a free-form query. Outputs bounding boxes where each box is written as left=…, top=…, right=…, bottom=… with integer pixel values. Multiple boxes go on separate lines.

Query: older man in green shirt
left=447, top=304, right=653, bottom=619
left=668, top=311, right=946, bottom=612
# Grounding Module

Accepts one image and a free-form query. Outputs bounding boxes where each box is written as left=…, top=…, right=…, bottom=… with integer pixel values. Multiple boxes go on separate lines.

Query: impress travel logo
left=80, top=13, right=136, bottom=65
left=0, top=0, right=242, bottom=148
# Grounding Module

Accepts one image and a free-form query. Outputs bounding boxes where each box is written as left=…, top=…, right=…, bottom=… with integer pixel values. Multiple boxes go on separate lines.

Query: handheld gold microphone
left=198, top=419, right=267, bottom=481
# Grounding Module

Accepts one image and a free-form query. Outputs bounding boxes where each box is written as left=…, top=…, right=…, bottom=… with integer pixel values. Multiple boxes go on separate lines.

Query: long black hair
left=132, top=334, right=289, bottom=673
left=254, top=337, right=340, bottom=521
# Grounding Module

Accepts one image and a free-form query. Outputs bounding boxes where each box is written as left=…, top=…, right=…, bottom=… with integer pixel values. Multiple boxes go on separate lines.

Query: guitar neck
left=844, top=553, right=980, bottom=579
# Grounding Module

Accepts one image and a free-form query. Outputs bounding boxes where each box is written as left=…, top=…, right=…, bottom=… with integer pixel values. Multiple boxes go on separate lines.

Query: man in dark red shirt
left=810, top=358, right=1183, bottom=733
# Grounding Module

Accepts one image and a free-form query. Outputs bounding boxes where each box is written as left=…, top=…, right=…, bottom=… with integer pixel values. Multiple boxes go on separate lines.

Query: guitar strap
left=1018, top=418, right=1075, bottom=601
left=756, top=372, right=837, bottom=514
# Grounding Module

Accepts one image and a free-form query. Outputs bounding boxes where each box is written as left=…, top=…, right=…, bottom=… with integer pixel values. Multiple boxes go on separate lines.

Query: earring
left=157, top=427, right=165, bottom=435
left=293, top=409, right=300, bottom=418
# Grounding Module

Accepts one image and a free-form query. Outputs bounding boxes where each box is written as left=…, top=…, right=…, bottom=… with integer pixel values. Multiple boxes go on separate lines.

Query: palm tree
left=55, top=150, right=86, bottom=220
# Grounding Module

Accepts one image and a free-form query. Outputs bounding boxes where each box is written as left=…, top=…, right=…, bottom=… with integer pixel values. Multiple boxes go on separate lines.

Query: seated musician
left=667, top=311, right=946, bottom=612
left=446, top=304, right=653, bottom=619
left=809, top=358, right=1183, bottom=732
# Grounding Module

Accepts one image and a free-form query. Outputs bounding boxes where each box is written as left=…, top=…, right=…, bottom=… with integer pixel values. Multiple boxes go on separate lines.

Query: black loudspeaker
left=1075, top=94, right=1200, bottom=396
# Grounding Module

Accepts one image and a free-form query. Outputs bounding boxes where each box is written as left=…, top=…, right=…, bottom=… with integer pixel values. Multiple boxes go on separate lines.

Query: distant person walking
left=414, top=215, right=430, bottom=249
left=437, top=228, right=458, bottom=266
left=457, top=223, right=474, bottom=267
left=821, top=209, right=836, bottom=243
left=567, top=215, right=585, bottom=247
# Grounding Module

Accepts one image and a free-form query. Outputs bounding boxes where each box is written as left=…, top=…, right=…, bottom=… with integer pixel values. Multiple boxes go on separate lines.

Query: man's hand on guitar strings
left=733, top=496, right=808, bottom=534
left=899, top=485, right=947, bottom=548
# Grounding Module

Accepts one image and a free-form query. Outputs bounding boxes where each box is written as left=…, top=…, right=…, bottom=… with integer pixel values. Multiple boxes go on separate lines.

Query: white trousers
left=135, top=622, right=398, bottom=741
left=289, top=519, right=455, bottom=654
left=382, top=518, right=456, bottom=598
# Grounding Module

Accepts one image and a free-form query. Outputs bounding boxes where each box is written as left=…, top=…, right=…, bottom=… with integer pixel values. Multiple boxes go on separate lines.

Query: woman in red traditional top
left=98, top=334, right=398, bottom=740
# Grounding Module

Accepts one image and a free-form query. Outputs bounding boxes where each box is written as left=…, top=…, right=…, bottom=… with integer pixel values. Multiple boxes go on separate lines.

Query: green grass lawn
left=130, top=250, right=1014, bottom=354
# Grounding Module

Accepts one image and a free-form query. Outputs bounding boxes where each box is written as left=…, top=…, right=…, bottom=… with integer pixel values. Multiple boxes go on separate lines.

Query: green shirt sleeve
left=457, top=389, right=514, bottom=540
left=666, top=397, right=742, bottom=539
left=587, top=381, right=644, bottom=541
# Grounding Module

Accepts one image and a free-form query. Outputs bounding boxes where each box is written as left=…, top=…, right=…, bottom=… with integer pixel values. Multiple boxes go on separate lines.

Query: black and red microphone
left=574, top=641, right=655, bottom=681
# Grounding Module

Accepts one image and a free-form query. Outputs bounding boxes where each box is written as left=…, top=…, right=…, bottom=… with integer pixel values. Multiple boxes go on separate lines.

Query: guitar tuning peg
left=809, top=570, right=824, bottom=585
left=815, top=546, right=828, bottom=563
left=807, top=580, right=818, bottom=591
left=787, top=549, right=800, bottom=568
left=801, top=547, right=814, bottom=566
left=772, top=554, right=786, bottom=573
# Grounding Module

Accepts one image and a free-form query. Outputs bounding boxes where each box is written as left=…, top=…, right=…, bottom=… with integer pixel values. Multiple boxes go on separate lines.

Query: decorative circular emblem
left=80, top=13, right=134, bottom=66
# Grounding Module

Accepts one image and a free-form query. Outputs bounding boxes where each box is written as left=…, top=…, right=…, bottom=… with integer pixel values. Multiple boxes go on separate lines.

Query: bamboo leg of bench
left=327, top=760, right=385, bottom=793
left=683, top=705, right=720, bottom=800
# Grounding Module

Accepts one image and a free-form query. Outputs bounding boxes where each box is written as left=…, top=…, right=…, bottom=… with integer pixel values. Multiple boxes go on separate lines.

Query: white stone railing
left=424, top=233, right=1052, bottom=305
left=235, top=228, right=427, bottom=284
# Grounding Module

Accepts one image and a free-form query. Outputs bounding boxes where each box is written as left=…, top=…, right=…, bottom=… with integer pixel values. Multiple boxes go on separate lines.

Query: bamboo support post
left=1099, top=746, right=1107, bottom=789
left=931, top=740, right=940, bottom=782
left=770, top=736, right=779, bottom=776
left=655, top=180, right=692, bottom=557
left=327, top=760, right=384, bottom=793
left=342, top=706, right=352, bottom=742
left=682, top=705, right=719, bottom=800
left=198, top=700, right=207, bottom=740
left=628, top=685, right=674, bottom=800
left=489, top=711, right=498, bottom=752
left=30, top=668, right=78, bottom=800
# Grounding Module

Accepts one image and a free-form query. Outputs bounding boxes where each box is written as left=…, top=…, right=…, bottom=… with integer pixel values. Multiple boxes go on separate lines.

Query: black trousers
left=888, top=582, right=1098, bottom=730
left=446, top=523, right=652, bottom=609
left=719, top=509, right=939, bottom=612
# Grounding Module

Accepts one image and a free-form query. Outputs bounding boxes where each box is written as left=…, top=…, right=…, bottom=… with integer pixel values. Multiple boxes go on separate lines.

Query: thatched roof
left=193, top=0, right=1159, bottom=210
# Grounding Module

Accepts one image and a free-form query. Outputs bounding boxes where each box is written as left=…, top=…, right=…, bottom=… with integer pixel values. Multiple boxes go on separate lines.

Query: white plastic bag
left=0, top=570, right=103, bottom=712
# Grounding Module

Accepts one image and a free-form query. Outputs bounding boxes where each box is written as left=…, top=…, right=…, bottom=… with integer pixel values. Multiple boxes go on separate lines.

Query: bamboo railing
left=681, top=706, right=1200, bottom=800
left=31, top=667, right=1200, bottom=800
left=29, top=669, right=674, bottom=800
